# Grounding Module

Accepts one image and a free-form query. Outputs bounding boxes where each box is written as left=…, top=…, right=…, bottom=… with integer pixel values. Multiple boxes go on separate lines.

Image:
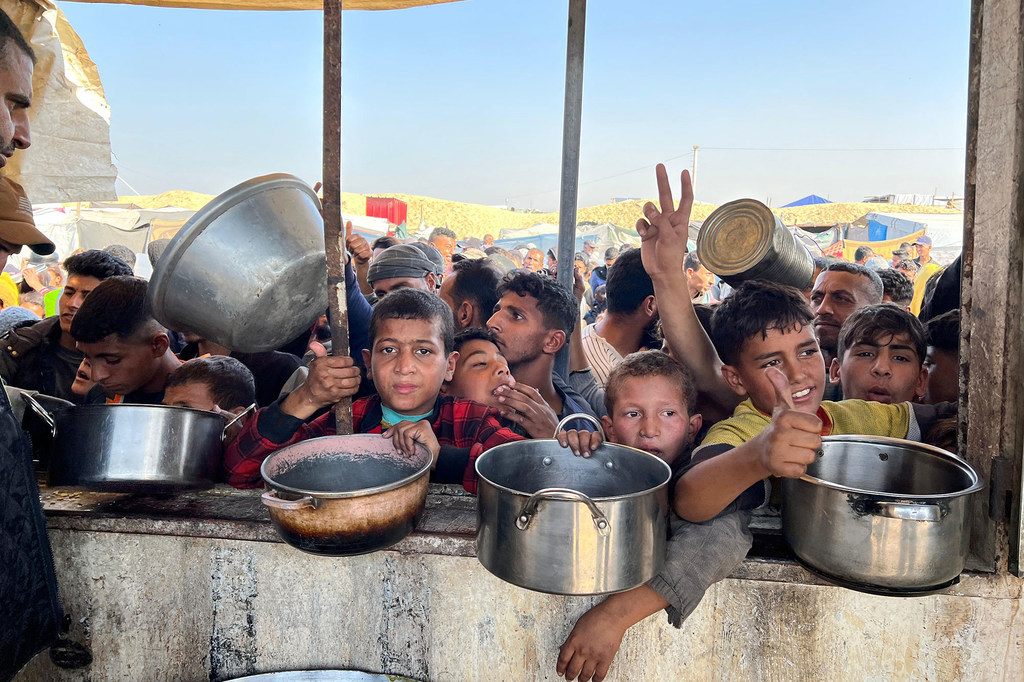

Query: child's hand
left=556, top=602, right=627, bottom=682
left=556, top=428, right=604, bottom=458
left=383, top=420, right=441, bottom=466
left=758, top=367, right=822, bottom=478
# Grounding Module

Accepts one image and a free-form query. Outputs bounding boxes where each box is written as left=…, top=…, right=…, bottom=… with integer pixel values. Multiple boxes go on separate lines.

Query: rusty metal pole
left=323, top=0, right=352, bottom=434
left=555, top=0, right=586, bottom=379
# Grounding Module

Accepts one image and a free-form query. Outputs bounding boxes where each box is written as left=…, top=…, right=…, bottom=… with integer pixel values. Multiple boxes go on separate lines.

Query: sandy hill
left=106, top=190, right=961, bottom=238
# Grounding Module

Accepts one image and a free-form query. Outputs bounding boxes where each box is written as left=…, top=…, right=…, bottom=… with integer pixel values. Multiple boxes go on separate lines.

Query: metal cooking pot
left=25, top=395, right=252, bottom=493
left=260, top=434, right=432, bottom=556
left=475, top=414, right=672, bottom=595
left=228, top=672, right=421, bottom=682
left=149, top=173, right=327, bottom=352
left=782, top=436, right=984, bottom=595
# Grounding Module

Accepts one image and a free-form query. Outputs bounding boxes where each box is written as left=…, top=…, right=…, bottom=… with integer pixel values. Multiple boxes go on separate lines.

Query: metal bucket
left=149, top=173, right=326, bottom=352
left=696, top=198, right=815, bottom=289
left=474, top=414, right=671, bottom=595
left=782, top=436, right=983, bottom=595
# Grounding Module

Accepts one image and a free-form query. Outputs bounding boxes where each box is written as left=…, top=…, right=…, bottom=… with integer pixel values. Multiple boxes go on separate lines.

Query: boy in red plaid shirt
left=223, top=289, right=523, bottom=491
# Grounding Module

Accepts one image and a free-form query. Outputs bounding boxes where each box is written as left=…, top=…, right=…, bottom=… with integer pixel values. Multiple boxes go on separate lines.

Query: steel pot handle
left=221, top=403, right=257, bottom=439
left=23, top=392, right=57, bottom=437
left=552, top=412, right=605, bottom=440
left=261, top=490, right=319, bottom=510
left=870, top=501, right=945, bottom=522
left=515, top=487, right=609, bottom=535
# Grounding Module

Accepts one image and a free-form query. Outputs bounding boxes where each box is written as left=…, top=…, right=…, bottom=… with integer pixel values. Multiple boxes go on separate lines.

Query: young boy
left=163, top=356, right=257, bottom=442
left=223, top=289, right=523, bottom=490
left=555, top=351, right=703, bottom=682
left=442, top=327, right=513, bottom=410
left=923, top=309, right=959, bottom=404
left=827, top=304, right=927, bottom=405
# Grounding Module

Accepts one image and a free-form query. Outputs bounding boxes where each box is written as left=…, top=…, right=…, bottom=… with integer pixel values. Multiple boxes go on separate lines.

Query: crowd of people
left=0, top=6, right=964, bottom=679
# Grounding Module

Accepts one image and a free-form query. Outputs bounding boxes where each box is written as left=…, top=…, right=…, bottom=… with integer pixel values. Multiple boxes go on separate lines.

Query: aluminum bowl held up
left=261, top=435, right=432, bottom=557
left=149, top=173, right=326, bottom=352
left=782, top=436, right=983, bottom=595
left=475, top=414, right=672, bottom=596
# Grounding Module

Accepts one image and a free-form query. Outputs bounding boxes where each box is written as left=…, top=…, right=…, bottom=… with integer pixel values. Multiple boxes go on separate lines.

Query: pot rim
left=260, top=434, right=432, bottom=499
left=475, top=438, right=672, bottom=501
left=794, top=435, right=984, bottom=499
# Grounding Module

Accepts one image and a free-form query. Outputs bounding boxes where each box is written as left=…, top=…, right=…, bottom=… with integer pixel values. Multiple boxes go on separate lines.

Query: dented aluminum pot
left=782, top=436, right=983, bottom=595
left=475, top=414, right=672, bottom=595
left=260, top=434, right=431, bottom=556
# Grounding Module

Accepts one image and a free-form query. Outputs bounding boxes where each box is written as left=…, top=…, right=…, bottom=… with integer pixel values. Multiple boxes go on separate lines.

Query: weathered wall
left=14, top=530, right=1024, bottom=682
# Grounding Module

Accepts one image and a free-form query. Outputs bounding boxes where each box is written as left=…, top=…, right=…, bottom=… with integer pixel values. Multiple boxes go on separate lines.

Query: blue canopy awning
left=782, top=194, right=832, bottom=207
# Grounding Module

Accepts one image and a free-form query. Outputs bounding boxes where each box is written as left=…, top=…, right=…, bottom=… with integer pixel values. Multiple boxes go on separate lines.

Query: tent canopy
left=64, top=1, right=461, bottom=10
left=782, top=194, right=832, bottom=208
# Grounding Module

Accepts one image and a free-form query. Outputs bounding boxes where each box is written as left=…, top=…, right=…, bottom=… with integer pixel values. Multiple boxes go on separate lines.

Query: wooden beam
left=323, top=0, right=353, bottom=434
left=960, top=0, right=1024, bottom=572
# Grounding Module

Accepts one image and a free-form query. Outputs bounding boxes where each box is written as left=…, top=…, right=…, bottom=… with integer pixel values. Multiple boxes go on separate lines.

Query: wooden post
left=323, top=0, right=352, bottom=435
left=554, top=0, right=586, bottom=379
left=960, top=0, right=1024, bottom=573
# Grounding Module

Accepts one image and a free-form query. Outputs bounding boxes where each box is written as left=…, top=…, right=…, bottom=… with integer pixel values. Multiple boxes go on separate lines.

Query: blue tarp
left=781, top=194, right=832, bottom=207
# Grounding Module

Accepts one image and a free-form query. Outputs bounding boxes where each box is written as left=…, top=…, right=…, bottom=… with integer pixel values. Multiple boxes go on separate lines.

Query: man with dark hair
left=370, top=235, right=400, bottom=257
left=1, top=249, right=132, bottom=401
left=854, top=246, right=875, bottom=265
left=878, top=268, right=915, bottom=310
left=487, top=270, right=596, bottom=423
left=0, top=17, right=61, bottom=676
left=683, top=251, right=716, bottom=304
left=70, top=276, right=181, bottom=404
left=580, top=249, right=656, bottom=386
left=809, top=261, right=883, bottom=377
left=428, top=226, right=457, bottom=271
left=439, top=257, right=503, bottom=330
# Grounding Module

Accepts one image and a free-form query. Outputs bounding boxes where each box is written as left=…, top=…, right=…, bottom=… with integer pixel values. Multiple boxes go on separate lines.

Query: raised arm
left=638, top=164, right=739, bottom=420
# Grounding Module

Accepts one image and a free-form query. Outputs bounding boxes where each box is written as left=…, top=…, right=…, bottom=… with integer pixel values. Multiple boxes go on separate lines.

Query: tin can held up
left=696, top=199, right=815, bottom=290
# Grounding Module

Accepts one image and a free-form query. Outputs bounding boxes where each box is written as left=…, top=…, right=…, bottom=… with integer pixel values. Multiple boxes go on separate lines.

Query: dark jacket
left=0, top=384, right=63, bottom=678
left=0, top=317, right=84, bottom=404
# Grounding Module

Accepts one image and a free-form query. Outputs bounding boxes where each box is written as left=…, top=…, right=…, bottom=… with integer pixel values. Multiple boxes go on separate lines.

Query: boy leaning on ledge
left=223, top=288, right=524, bottom=491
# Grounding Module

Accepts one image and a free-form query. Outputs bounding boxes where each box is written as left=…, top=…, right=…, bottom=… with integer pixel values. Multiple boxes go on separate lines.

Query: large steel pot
left=25, top=395, right=252, bottom=493
left=475, top=414, right=672, bottom=595
left=782, top=436, right=984, bottom=595
left=260, top=434, right=432, bottom=556
left=149, top=173, right=326, bottom=352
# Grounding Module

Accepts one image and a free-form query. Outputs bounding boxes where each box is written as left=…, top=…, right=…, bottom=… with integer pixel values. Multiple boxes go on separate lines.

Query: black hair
left=710, top=280, right=814, bottom=366
left=837, top=304, right=926, bottom=365
left=853, top=246, right=875, bottom=262
left=103, top=244, right=136, bottom=270
left=496, top=270, right=578, bottom=336
left=820, top=261, right=884, bottom=302
left=449, top=257, right=503, bottom=318
left=604, top=248, right=654, bottom=315
left=369, top=288, right=455, bottom=354
left=63, top=249, right=134, bottom=280
left=0, top=10, right=36, bottom=66
left=371, top=235, right=400, bottom=251
left=603, top=247, right=618, bottom=261
left=877, top=269, right=914, bottom=307
left=926, top=309, right=960, bottom=352
left=453, top=326, right=499, bottom=354
left=70, top=276, right=157, bottom=344
left=683, top=251, right=702, bottom=272
left=692, top=303, right=714, bottom=335
left=166, top=356, right=256, bottom=410
left=894, top=258, right=920, bottom=276
left=429, top=227, right=457, bottom=242
left=605, top=350, right=698, bottom=417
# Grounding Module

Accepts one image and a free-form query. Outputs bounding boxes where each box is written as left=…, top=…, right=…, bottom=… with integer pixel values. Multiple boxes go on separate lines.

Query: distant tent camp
left=782, top=195, right=832, bottom=207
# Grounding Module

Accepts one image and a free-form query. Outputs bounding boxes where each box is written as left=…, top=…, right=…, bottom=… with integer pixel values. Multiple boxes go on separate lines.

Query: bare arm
left=638, top=165, right=739, bottom=419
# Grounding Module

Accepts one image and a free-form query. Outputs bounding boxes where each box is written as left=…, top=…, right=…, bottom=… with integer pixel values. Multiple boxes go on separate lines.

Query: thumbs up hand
left=754, top=367, right=822, bottom=478
left=281, top=342, right=362, bottom=419
left=344, top=221, right=372, bottom=267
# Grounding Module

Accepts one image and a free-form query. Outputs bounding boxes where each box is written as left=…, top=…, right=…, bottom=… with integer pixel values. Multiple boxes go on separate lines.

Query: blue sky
left=60, top=0, right=970, bottom=209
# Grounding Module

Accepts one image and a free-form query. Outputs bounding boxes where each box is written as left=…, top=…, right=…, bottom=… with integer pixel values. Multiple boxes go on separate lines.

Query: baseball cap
left=914, top=235, right=933, bottom=246
left=451, top=247, right=487, bottom=263
left=458, top=237, right=483, bottom=250
left=0, top=178, right=53, bottom=255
